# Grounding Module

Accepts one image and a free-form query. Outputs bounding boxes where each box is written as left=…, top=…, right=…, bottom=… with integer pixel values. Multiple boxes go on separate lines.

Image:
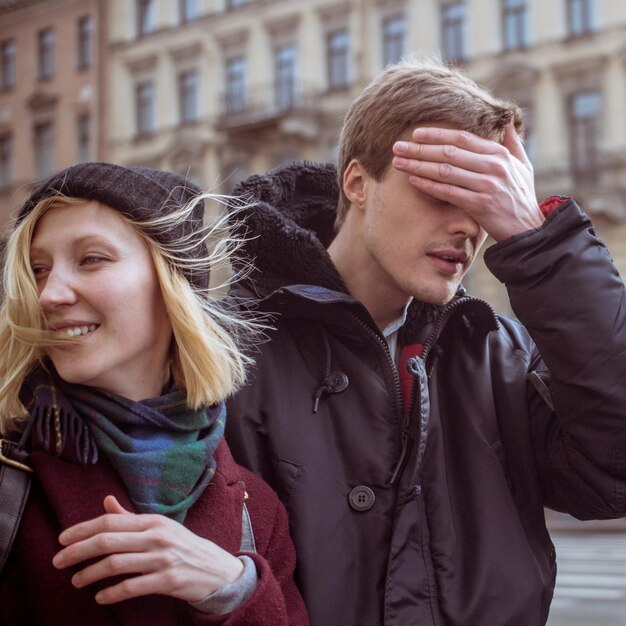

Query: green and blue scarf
left=21, top=366, right=224, bottom=523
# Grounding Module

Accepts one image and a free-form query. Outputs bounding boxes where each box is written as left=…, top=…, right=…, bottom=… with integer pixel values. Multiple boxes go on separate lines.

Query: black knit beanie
left=17, top=161, right=208, bottom=290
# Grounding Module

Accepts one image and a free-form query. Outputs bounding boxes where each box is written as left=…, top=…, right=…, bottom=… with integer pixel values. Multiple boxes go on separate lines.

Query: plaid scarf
left=20, top=366, right=224, bottom=523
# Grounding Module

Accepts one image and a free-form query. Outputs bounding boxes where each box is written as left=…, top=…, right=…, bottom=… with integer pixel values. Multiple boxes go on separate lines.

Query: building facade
left=0, top=0, right=106, bottom=233
left=0, top=0, right=624, bottom=306
left=103, top=0, right=626, bottom=308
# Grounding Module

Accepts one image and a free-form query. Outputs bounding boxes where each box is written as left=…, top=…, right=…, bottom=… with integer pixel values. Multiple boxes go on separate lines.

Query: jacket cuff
left=190, top=555, right=258, bottom=615
left=539, top=195, right=570, bottom=217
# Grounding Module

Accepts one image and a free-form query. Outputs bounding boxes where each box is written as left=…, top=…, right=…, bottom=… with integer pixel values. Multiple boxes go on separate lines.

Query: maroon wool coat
left=0, top=439, right=309, bottom=626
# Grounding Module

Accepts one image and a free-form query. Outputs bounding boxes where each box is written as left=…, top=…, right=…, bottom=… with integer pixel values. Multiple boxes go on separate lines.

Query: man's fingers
left=411, top=126, right=501, bottom=154
left=393, top=139, right=506, bottom=177
left=503, top=124, right=531, bottom=167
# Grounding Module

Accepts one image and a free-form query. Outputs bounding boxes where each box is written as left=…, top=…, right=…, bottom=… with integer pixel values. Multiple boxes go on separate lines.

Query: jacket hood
left=231, top=161, right=347, bottom=296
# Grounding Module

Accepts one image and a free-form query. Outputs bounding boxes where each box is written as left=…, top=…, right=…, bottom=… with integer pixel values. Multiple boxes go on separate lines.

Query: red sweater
left=0, top=439, right=309, bottom=626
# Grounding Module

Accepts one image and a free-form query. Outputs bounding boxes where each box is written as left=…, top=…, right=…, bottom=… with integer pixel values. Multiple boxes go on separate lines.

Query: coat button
left=348, top=486, right=375, bottom=512
left=329, top=371, right=349, bottom=393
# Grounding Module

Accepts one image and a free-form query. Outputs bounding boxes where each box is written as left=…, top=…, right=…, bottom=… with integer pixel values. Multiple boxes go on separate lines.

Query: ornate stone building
left=0, top=0, right=106, bottom=232
left=1, top=0, right=624, bottom=305
left=102, top=0, right=626, bottom=307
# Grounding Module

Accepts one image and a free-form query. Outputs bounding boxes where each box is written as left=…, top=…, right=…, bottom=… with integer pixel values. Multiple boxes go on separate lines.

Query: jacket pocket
left=273, top=458, right=304, bottom=511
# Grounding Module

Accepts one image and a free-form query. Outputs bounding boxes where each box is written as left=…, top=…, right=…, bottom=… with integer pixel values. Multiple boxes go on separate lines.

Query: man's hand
left=392, top=125, right=544, bottom=242
left=52, top=495, right=244, bottom=605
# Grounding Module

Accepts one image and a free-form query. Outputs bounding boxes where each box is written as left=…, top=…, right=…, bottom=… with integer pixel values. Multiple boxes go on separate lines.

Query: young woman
left=0, top=162, right=308, bottom=625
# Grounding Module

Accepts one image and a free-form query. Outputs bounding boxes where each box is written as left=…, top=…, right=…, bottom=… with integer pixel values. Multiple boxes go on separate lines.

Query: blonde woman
left=0, top=163, right=308, bottom=625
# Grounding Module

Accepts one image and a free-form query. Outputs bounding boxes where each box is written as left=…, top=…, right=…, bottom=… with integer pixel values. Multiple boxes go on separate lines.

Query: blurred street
left=547, top=529, right=626, bottom=626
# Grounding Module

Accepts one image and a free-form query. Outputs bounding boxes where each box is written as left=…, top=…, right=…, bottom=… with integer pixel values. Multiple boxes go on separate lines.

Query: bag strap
left=0, top=438, right=32, bottom=573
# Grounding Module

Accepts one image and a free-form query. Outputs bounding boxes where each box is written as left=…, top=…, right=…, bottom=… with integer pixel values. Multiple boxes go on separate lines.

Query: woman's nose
left=38, top=267, right=78, bottom=309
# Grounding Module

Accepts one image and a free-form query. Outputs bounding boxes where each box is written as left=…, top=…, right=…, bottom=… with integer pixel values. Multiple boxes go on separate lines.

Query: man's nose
left=38, top=267, right=78, bottom=310
left=447, top=205, right=481, bottom=239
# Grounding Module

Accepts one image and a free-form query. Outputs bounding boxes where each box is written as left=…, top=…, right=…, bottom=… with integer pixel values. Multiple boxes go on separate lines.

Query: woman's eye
left=30, top=266, right=47, bottom=277
left=81, top=255, right=106, bottom=266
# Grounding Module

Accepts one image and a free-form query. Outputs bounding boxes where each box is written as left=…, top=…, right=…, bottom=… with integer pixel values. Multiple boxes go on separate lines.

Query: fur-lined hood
left=230, top=161, right=347, bottom=297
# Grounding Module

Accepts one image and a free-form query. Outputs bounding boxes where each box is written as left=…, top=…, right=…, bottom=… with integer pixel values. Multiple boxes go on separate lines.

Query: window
left=326, top=30, right=350, bottom=90
left=38, top=28, right=54, bottom=80
left=137, top=0, right=156, bottom=37
left=567, top=0, right=593, bottom=36
left=1, top=39, right=16, bottom=89
left=225, top=0, right=247, bottom=9
left=569, top=90, right=602, bottom=182
left=178, top=69, right=199, bottom=123
left=0, top=134, right=12, bottom=187
left=136, top=81, right=155, bottom=135
left=441, top=2, right=466, bottom=63
left=382, top=15, right=406, bottom=67
left=179, top=0, right=199, bottom=23
left=275, top=44, right=297, bottom=110
left=224, top=56, right=246, bottom=112
left=76, top=114, right=91, bottom=162
left=77, top=16, right=93, bottom=69
left=502, top=0, right=527, bottom=50
left=34, top=122, right=54, bottom=178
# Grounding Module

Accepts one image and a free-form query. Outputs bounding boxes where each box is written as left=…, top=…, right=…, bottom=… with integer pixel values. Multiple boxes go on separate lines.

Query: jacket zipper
left=348, top=312, right=408, bottom=484
left=399, top=296, right=498, bottom=484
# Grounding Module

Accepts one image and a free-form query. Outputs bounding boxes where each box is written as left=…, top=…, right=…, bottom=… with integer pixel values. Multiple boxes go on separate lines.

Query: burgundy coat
left=0, top=439, right=309, bottom=626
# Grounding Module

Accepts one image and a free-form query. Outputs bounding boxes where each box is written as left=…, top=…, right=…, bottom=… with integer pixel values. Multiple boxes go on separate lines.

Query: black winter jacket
left=225, top=162, right=626, bottom=626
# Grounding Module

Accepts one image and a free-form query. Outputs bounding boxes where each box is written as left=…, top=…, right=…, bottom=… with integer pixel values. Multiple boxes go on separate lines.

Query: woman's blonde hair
left=0, top=192, right=262, bottom=433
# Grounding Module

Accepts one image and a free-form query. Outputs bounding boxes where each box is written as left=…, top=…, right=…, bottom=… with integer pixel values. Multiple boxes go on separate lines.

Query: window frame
left=501, top=0, right=528, bottom=51
left=136, top=0, right=156, bottom=38
left=38, top=27, right=55, bottom=81
left=34, top=121, right=55, bottom=179
left=0, top=39, right=16, bottom=90
left=178, top=68, right=199, bottom=124
left=441, top=2, right=467, bottom=63
left=567, top=0, right=594, bottom=37
left=76, top=114, right=91, bottom=162
left=224, top=56, right=247, bottom=113
left=274, top=43, right=297, bottom=110
left=326, top=29, right=350, bottom=90
left=382, top=14, right=407, bottom=68
left=0, top=133, right=13, bottom=187
left=77, top=16, right=93, bottom=70
left=568, top=89, right=603, bottom=183
left=135, top=80, right=156, bottom=136
left=179, top=0, right=199, bottom=23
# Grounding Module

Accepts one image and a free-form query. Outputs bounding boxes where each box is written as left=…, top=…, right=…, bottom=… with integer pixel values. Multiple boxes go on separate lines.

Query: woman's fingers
left=94, top=571, right=174, bottom=605
left=103, top=495, right=131, bottom=515
left=54, top=503, right=246, bottom=604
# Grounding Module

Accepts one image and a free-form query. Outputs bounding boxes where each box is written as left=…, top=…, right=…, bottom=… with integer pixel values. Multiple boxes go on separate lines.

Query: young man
left=225, top=59, right=626, bottom=626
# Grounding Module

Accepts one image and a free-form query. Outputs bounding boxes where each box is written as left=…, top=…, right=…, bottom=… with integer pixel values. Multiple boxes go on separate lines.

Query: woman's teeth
left=66, top=325, right=97, bottom=337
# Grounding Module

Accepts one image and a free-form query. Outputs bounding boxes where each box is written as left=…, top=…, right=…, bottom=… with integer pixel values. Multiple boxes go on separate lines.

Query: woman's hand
left=52, top=495, right=244, bottom=605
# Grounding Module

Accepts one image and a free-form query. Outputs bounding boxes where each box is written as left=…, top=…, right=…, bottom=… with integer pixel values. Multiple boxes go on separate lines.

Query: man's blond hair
left=335, top=57, right=523, bottom=230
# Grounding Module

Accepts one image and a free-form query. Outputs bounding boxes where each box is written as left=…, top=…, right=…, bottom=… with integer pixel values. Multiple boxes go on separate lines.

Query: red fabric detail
left=399, top=343, right=424, bottom=413
left=539, top=196, right=567, bottom=217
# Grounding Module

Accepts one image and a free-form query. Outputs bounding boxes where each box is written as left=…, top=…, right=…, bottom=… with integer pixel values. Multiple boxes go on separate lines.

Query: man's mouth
left=427, top=249, right=470, bottom=273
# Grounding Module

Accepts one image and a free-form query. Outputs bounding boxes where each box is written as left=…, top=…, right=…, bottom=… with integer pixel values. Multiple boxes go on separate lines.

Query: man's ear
left=343, top=160, right=367, bottom=211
